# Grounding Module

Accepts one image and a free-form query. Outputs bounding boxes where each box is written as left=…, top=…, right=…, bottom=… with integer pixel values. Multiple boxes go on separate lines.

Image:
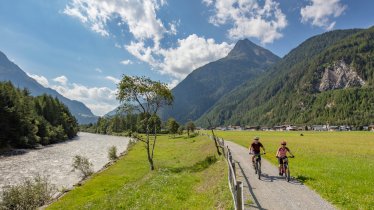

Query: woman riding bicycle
left=249, top=136, right=266, bottom=166
left=276, top=141, right=294, bottom=176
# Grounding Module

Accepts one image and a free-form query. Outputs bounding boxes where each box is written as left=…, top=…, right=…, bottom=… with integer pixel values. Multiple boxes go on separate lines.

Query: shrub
left=108, top=146, right=118, bottom=161
left=0, top=175, right=55, bottom=209
left=72, top=155, right=93, bottom=178
left=189, top=132, right=198, bottom=138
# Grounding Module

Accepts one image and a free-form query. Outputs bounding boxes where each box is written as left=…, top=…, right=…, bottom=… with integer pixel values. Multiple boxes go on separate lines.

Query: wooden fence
left=205, top=134, right=244, bottom=210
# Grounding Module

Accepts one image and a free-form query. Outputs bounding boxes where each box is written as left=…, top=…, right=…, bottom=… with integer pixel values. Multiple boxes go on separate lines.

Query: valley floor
left=47, top=134, right=233, bottom=209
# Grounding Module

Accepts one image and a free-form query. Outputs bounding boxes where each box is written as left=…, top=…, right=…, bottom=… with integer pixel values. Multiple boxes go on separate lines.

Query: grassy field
left=47, top=135, right=233, bottom=210
left=205, top=130, right=374, bottom=210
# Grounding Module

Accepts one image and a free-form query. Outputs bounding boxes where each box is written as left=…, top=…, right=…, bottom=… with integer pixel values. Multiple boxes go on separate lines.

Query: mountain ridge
left=0, top=50, right=98, bottom=124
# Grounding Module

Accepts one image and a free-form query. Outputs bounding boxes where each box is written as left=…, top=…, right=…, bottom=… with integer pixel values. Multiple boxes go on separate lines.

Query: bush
left=72, top=155, right=93, bottom=178
left=108, top=146, right=118, bottom=161
left=189, top=132, right=198, bottom=138
left=0, top=175, right=55, bottom=209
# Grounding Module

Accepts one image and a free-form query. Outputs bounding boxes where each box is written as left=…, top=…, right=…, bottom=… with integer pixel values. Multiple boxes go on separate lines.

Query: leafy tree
left=167, top=118, right=179, bottom=136
left=185, top=121, right=196, bottom=137
left=117, top=76, right=173, bottom=170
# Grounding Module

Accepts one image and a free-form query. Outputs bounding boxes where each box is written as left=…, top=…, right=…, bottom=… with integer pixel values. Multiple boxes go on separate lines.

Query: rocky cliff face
left=319, top=60, right=365, bottom=91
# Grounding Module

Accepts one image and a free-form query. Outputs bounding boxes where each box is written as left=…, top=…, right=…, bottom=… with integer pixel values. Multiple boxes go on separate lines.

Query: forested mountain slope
left=197, top=28, right=374, bottom=127
left=161, top=39, right=280, bottom=123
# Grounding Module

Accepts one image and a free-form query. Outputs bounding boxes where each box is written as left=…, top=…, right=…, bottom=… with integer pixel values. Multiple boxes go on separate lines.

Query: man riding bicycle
left=249, top=136, right=266, bottom=166
left=276, top=141, right=294, bottom=176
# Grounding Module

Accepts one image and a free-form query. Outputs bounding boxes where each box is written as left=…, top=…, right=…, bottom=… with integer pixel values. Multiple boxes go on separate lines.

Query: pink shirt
left=277, top=147, right=289, bottom=158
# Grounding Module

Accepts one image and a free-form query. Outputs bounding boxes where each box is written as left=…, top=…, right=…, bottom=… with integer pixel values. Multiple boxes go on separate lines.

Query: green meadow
left=208, top=130, right=374, bottom=210
left=47, top=135, right=233, bottom=210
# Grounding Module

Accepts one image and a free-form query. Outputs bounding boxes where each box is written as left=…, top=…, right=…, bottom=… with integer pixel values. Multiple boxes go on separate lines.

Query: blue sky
left=0, top=0, right=373, bottom=115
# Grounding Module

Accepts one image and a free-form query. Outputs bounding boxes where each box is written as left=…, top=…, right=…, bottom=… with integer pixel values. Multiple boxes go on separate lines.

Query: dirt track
left=0, top=132, right=130, bottom=194
left=225, top=141, right=336, bottom=210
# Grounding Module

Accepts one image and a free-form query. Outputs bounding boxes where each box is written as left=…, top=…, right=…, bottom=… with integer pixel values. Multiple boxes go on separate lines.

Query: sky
left=0, top=0, right=373, bottom=116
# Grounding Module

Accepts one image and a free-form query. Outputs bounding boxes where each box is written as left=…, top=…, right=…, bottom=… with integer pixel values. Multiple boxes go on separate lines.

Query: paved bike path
left=225, top=141, right=336, bottom=210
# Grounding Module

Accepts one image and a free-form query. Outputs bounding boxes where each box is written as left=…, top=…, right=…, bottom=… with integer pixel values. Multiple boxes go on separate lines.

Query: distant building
left=245, top=126, right=259, bottom=131
left=286, top=125, right=297, bottom=131
left=312, top=125, right=327, bottom=131
left=273, top=125, right=287, bottom=131
left=328, top=126, right=340, bottom=131
left=339, top=125, right=351, bottom=131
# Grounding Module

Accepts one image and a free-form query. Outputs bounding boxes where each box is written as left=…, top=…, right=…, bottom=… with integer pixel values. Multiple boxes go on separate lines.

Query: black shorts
left=278, top=156, right=287, bottom=164
left=252, top=152, right=261, bottom=160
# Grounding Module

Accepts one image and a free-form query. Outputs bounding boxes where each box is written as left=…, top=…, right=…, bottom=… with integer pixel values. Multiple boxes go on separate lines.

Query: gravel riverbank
left=0, top=132, right=130, bottom=194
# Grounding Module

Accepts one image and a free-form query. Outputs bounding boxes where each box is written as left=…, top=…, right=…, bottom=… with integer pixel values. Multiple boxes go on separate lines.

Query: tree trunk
left=145, top=118, right=155, bottom=170
left=151, top=123, right=157, bottom=161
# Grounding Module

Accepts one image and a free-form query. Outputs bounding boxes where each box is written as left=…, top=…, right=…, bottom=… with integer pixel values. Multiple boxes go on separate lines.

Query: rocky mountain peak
left=319, top=60, right=366, bottom=92
left=226, top=39, right=280, bottom=65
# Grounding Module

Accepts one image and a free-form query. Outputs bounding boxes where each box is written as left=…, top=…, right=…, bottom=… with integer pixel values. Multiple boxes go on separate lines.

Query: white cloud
left=52, top=81, right=118, bottom=116
left=64, top=0, right=232, bottom=82
left=95, top=68, right=103, bottom=73
left=105, top=76, right=120, bottom=84
left=63, top=0, right=172, bottom=45
left=300, top=0, right=346, bottom=30
left=125, top=34, right=233, bottom=79
left=168, top=79, right=179, bottom=89
left=158, top=34, right=233, bottom=79
left=53, top=75, right=68, bottom=85
left=27, top=73, right=49, bottom=87
left=203, top=0, right=287, bottom=44
left=120, top=59, right=133, bottom=65
left=25, top=72, right=117, bottom=116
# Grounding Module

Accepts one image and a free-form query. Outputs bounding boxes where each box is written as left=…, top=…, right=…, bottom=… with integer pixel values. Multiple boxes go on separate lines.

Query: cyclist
left=276, top=141, right=294, bottom=176
left=249, top=136, right=266, bottom=166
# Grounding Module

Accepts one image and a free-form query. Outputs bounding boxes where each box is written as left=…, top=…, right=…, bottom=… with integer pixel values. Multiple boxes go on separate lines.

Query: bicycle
left=250, top=152, right=266, bottom=179
left=279, top=156, right=294, bottom=182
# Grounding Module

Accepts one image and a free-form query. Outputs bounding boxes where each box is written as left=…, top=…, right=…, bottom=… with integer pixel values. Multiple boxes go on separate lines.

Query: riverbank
left=0, top=132, right=130, bottom=196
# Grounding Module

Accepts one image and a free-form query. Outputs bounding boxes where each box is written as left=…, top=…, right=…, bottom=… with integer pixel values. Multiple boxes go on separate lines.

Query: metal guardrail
left=209, top=135, right=244, bottom=210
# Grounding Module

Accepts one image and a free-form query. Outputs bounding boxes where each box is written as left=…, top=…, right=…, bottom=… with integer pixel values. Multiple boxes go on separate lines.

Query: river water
left=0, top=132, right=130, bottom=195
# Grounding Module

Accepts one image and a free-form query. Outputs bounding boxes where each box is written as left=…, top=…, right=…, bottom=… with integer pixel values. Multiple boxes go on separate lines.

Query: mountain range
left=0, top=51, right=98, bottom=124
left=159, top=27, right=373, bottom=127
left=196, top=27, right=374, bottom=127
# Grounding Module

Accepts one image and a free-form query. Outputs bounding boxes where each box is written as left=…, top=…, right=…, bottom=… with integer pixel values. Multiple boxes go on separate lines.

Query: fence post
left=232, top=161, right=236, bottom=177
left=236, top=181, right=243, bottom=210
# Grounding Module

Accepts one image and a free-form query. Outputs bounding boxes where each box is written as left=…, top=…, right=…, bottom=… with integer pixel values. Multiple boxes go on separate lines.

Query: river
left=0, top=132, right=130, bottom=195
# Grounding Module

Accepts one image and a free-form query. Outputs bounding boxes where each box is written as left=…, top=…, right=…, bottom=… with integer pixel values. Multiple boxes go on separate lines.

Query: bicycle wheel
left=254, top=161, right=258, bottom=174
left=286, top=168, right=291, bottom=182
left=258, top=161, right=261, bottom=179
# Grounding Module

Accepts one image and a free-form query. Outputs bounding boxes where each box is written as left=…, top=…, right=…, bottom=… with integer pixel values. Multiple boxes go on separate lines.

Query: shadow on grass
left=295, top=175, right=315, bottom=183
left=167, top=155, right=218, bottom=173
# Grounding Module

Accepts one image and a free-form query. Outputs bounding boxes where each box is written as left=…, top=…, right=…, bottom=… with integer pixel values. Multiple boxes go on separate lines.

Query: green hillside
left=197, top=28, right=374, bottom=127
